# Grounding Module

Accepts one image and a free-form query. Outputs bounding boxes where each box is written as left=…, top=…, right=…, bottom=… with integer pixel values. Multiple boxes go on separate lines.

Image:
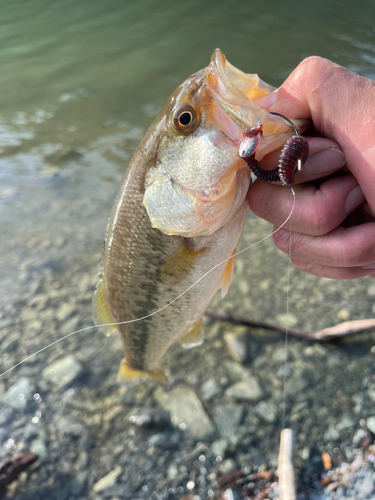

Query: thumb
left=258, top=56, right=375, bottom=210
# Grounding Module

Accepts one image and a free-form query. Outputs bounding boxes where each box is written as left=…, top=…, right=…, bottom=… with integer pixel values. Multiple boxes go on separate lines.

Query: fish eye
left=173, top=105, right=199, bottom=134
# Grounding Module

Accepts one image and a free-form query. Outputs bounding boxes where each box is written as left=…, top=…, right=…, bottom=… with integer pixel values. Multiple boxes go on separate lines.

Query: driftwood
left=0, top=453, right=38, bottom=490
left=277, top=429, right=296, bottom=500
left=205, top=310, right=375, bottom=342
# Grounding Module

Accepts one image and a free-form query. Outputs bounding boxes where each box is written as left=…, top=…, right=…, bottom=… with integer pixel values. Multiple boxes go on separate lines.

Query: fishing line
left=281, top=186, right=295, bottom=430
left=0, top=195, right=296, bottom=379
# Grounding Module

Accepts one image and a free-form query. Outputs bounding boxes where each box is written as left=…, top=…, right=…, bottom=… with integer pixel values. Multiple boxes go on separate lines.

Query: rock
left=154, top=385, right=214, bottom=439
left=2, top=337, right=19, bottom=353
left=213, top=405, right=244, bottom=438
left=1, top=377, right=36, bottom=409
left=275, top=313, right=297, bottom=327
left=42, top=355, right=83, bottom=389
left=366, top=416, right=375, bottom=434
left=71, top=471, right=89, bottom=496
left=323, top=428, right=340, bottom=442
left=219, top=458, right=237, bottom=474
left=201, top=379, right=222, bottom=401
left=225, top=377, right=264, bottom=402
left=352, top=429, right=368, bottom=447
left=276, top=363, right=293, bottom=379
left=336, top=415, right=354, bottom=431
left=30, top=437, right=49, bottom=463
left=224, top=361, right=250, bottom=382
left=167, top=463, right=178, bottom=480
left=212, top=439, right=229, bottom=458
left=93, top=466, right=122, bottom=493
left=254, top=402, right=276, bottom=424
left=224, top=332, right=247, bottom=363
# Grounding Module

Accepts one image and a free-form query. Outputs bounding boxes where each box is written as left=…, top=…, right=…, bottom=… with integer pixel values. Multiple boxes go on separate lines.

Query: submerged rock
left=42, top=355, right=83, bottom=389
left=1, top=377, right=36, bottom=409
left=212, top=404, right=244, bottom=438
left=154, top=385, right=214, bottom=439
left=225, top=377, right=264, bottom=402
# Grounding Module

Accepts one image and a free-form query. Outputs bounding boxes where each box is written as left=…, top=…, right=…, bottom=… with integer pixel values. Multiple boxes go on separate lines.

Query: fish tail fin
left=92, top=280, right=118, bottom=337
left=117, top=359, right=167, bottom=385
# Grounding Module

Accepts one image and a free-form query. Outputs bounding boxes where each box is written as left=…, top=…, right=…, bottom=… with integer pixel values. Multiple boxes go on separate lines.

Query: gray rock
left=154, top=385, right=214, bottom=439
left=254, top=402, right=276, bottom=424
left=213, top=404, right=244, bottom=438
left=224, top=332, right=247, bottom=363
left=30, top=437, right=48, bottom=463
left=323, top=427, right=340, bottom=442
left=0, top=407, right=14, bottom=426
left=1, top=377, right=36, bottom=409
left=366, top=416, right=375, bottom=434
left=225, top=377, right=264, bottom=402
left=201, top=379, right=222, bottom=401
left=2, top=337, right=19, bottom=353
left=93, top=466, right=122, bottom=493
left=219, top=458, right=237, bottom=474
left=212, top=439, right=229, bottom=458
left=352, top=429, right=368, bottom=447
left=336, top=415, right=354, bottom=431
left=42, top=355, right=83, bottom=389
left=71, top=470, right=89, bottom=496
left=276, top=363, right=293, bottom=379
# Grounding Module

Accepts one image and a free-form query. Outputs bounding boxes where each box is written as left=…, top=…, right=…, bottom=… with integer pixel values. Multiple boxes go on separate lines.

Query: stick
left=278, top=429, right=296, bottom=500
left=205, top=310, right=375, bottom=342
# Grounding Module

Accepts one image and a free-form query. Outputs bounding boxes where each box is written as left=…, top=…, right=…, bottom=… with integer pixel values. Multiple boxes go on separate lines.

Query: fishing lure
left=239, top=112, right=309, bottom=186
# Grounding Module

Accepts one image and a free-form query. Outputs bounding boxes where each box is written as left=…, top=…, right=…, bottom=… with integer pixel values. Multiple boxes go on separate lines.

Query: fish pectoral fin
left=160, top=242, right=206, bottom=286
left=117, top=359, right=167, bottom=385
left=178, top=319, right=203, bottom=349
left=220, top=250, right=236, bottom=298
left=92, top=280, right=118, bottom=337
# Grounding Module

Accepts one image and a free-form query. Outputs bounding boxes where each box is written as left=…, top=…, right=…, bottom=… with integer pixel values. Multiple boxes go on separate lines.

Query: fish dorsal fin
left=117, top=358, right=167, bottom=385
left=92, top=280, right=118, bottom=337
left=160, top=242, right=205, bottom=286
left=178, top=319, right=203, bottom=348
left=220, top=250, right=236, bottom=298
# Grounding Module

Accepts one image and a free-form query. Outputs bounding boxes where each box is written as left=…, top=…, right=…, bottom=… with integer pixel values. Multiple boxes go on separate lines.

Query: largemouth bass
left=93, top=49, right=308, bottom=384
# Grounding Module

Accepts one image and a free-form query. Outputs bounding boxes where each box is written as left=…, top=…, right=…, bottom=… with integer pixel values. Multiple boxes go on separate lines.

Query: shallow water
left=0, top=1, right=375, bottom=499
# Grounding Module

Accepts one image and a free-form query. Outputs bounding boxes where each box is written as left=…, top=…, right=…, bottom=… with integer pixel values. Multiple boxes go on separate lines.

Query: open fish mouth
left=206, top=48, right=309, bottom=158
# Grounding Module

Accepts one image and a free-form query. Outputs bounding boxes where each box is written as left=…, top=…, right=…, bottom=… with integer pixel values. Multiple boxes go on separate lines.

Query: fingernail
left=363, top=264, right=375, bottom=270
left=304, top=147, right=346, bottom=176
left=256, top=90, right=278, bottom=109
left=345, top=185, right=365, bottom=214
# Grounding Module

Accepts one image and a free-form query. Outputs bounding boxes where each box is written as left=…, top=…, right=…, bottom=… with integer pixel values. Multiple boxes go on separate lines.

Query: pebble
left=225, top=377, right=264, bottom=402
left=2, top=337, right=19, bottom=353
left=201, top=378, right=222, bottom=401
left=254, top=401, right=276, bottom=424
left=30, top=437, right=49, bottom=463
left=212, top=405, right=244, bottom=438
left=154, top=385, right=214, bottom=439
left=366, top=416, right=375, bottom=434
left=42, top=355, right=83, bottom=389
left=92, top=466, right=122, bottom=493
left=323, top=427, right=340, bottom=442
left=224, top=331, right=247, bottom=363
left=1, top=377, right=36, bottom=409
left=352, top=429, right=368, bottom=447
left=211, top=439, right=229, bottom=458
left=275, top=313, right=297, bottom=327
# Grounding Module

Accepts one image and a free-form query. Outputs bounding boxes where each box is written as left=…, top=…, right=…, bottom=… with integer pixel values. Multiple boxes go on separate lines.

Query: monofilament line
left=1, top=196, right=296, bottom=379
left=281, top=186, right=295, bottom=430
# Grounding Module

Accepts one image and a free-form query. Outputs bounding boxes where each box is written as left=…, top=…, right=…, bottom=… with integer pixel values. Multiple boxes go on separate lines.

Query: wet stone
left=201, top=378, right=222, bottom=401
left=211, top=438, right=229, bottom=458
left=154, top=385, right=214, bottom=439
left=1, top=377, right=36, bottom=409
left=92, top=466, right=122, bottom=493
left=42, top=354, right=83, bottom=389
left=213, top=404, right=244, bottom=438
left=353, top=429, right=368, bottom=447
left=254, top=401, right=276, bottom=424
left=323, top=427, right=340, bottom=442
left=224, top=331, right=247, bottom=363
left=225, top=377, right=264, bottom=402
left=2, top=337, right=19, bottom=353
left=30, top=437, right=49, bottom=463
left=366, top=416, right=375, bottom=434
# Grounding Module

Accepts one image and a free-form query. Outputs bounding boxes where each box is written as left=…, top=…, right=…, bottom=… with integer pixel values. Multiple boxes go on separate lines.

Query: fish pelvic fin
left=160, top=242, right=206, bottom=286
left=178, top=319, right=203, bottom=349
left=92, top=280, right=118, bottom=337
left=117, top=359, right=167, bottom=386
left=220, top=250, right=236, bottom=298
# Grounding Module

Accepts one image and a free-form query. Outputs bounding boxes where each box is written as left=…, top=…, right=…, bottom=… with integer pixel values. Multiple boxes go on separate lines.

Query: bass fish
left=93, top=48, right=307, bottom=384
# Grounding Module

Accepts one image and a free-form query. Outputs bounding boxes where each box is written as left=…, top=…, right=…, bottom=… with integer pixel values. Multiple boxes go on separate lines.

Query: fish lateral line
left=0, top=192, right=296, bottom=379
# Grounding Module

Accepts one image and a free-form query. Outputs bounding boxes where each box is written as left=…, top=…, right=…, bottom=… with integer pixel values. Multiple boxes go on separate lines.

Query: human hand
left=248, top=56, right=375, bottom=279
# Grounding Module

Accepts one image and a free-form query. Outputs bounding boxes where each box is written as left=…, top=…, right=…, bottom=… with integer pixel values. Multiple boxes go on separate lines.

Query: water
left=0, top=1, right=374, bottom=499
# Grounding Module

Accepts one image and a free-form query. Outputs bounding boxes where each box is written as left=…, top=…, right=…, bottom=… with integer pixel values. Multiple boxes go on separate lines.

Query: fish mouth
left=206, top=49, right=309, bottom=157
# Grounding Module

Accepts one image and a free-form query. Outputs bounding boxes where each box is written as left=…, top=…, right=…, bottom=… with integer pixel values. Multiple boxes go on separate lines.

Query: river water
left=0, top=1, right=374, bottom=499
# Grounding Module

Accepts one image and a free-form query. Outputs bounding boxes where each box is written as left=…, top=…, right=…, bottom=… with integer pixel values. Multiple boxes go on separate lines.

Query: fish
left=93, top=48, right=309, bottom=384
